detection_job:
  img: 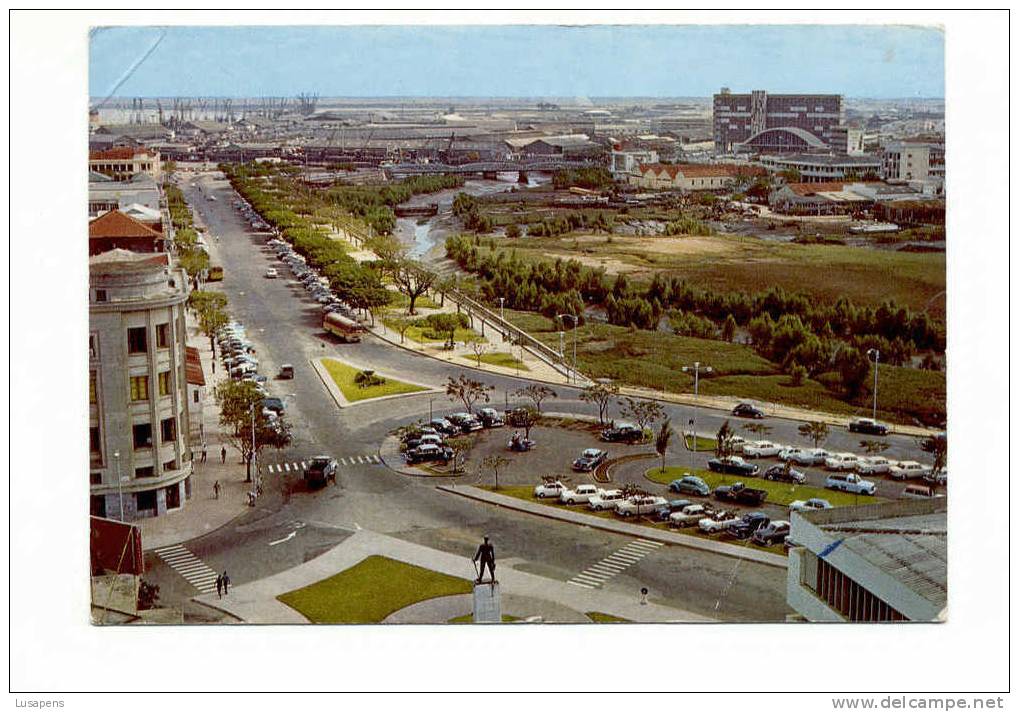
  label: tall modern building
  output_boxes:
[713,88,844,153]
[89,250,194,521]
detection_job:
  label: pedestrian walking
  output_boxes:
[201,443,208,463]
[213,480,221,499]
[221,445,227,464]
[222,572,230,595]
[216,574,223,599]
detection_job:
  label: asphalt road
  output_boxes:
[147,171,920,623]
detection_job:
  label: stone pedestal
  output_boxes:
[472,581,501,623]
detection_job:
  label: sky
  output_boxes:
[89,24,944,99]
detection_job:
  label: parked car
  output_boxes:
[277,364,294,380]
[824,452,860,471]
[668,475,710,496]
[230,363,257,379]
[534,480,568,498]
[428,418,458,436]
[600,422,644,443]
[923,469,948,487]
[572,448,608,472]
[478,407,504,428]
[405,443,454,465]
[669,503,712,527]
[559,484,605,505]
[856,456,894,476]
[778,447,817,465]
[762,464,806,484]
[751,520,791,546]
[888,460,932,481]
[698,510,742,533]
[264,268,278,279]
[615,495,668,518]
[713,481,768,506]
[447,412,483,433]
[849,418,889,436]
[902,484,944,499]
[708,456,759,476]
[790,498,833,513]
[825,472,877,495]
[741,440,782,458]
[304,456,338,487]
[261,397,285,414]
[504,407,534,427]
[732,402,765,419]
[725,512,771,539]
[653,499,693,521]
[404,433,444,451]
[588,489,626,511]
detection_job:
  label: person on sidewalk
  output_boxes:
[221,445,227,464]
[216,574,223,599]
[213,480,221,499]
[473,536,496,584]
[222,571,230,595]
[201,443,208,463]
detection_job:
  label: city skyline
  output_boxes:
[89,24,945,100]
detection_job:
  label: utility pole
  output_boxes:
[114,451,124,521]
[557,314,578,384]
[867,348,880,421]
[681,361,712,454]
[248,403,256,483]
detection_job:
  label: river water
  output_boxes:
[395,172,549,260]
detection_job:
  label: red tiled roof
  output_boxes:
[786,181,847,196]
[639,163,760,179]
[89,210,163,239]
[89,147,154,160]
[185,347,206,387]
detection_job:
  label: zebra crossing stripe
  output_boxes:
[300,461,307,469]
[568,580,596,589]
[155,545,219,593]
[339,458,347,466]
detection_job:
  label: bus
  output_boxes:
[323,312,363,343]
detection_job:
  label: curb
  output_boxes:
[377,435,465,479]
[437,485,788,569]
[187,597,247,623]
[310,356,443,410]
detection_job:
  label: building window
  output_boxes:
[90,495,106,518]
[90,371,98,404]
[193,389,200,404]
[90,426,102,456]
[164,458,178,472]
[166,483,181,509]
[132,422,152,449]
[95,289,108,303]
[130,375,149,401]
[135,466,155,479]
[158,371,171,397]
[156,323,170,348]
[128,327,148,353]
[89,334,100,360]
[136,490,157,511]
[161,416,177,443]
[90,471,102,485]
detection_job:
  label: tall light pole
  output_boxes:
[114,451,124,521]
[867,348,880,421]
[248,403,256,483]
[681,361,712,454]
[499,297,505,322]
[557,314,578,384]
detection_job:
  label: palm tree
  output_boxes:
[655,419,673,474]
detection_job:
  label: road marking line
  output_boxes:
[629,542,663,552]
[339,458,347,466]
[284,463,291,472]
[577,571,612,581]
[606,553,642,564]
[636,539,664,547]
[588,564,624,575]
[568,580,596,589]
[356,456,365,464]
[591,561,628,572]
[300,461,307,469]
[372,454,381,463]
[572,575,605,586]
[268,531,297,547]
[619,544,654,555]
[153,545,186,555]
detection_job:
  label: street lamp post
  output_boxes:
[557,314,578,384]
[867,349,880,421]
[248,403,256,483]
[681,361,712,454]
[499,297,505,322]
[114,451,124,521]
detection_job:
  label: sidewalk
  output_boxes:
[136,316,251,551]
[194,528,714,623]
[437,485,788,569]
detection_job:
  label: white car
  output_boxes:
[888,460,932,480]
[698,511,742,533]
[615,495,668,517]
[742,440,782,458]
[790,498,833,513]
[588,489,626,511]
[559,484,605,505]
[856,456,894,475]
[825,472,877,496]
[265,268,278,279]
[824,452,860,471]
[533,481,567,498]
[669,504,711,527]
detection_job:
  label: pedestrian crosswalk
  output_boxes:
[567,539,665,589]
[263,453,381,474]
[153,543,220,594]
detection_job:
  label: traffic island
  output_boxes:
[312,357,439,409]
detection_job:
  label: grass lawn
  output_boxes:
[645,466,884,508]
[386,291,441,312]
[447,613,521,624]
[382,319,486,346]
[321,357,428,402]
[476,351,530,371]
[586,612,631,623]
[684,434,716,451]
[277,555,473,623]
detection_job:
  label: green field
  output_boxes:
[277,555,473,623]
[586,612,631,623]
[321,358,428,402]
[476,351,529,371]
[684,434,717,451]
[386,291,441,312]
[645,466,884,508]
[381,318,486,346]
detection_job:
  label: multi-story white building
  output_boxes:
[882,141,945,186]
[89,147,162,182]
[786,499,947,622]
[89,250,194,520]
[610,147,658,178]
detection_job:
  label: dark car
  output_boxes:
[478,407,505,428]
[600,422,644,443]
[707,456,760,476]
[751,520,791,547]
[762,464,806,484]
[654,499,693,521]
[405,444,454,465]
[261,397,285,414]
[732,403,765,419]
[504,407,535,427]
[447,413,484,433]
[725,512,771,539]
[848,418,889,436]
[304,456,337,487]
[713,481,768,506]
[571,448,608,472]
[428,418,459,436]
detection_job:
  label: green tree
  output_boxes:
[429,313,461,349]
[618,397,665,435]
[798,420,830,448]
[721,313,738,343]
[514,384,558,413]
[447,437,473,474]
[215,380,293,482]
[715,420,737,459]
[918,434,947,488]
[392,260,437,315]
[446,373,493,414]
[189,290,229,350]
[505,223,521,238]
[579,382,619,425]
[654,419,673,474]
[514,405,540,440]
[481,455,510,490]
[837,347,872,399]
[860,439,890,455]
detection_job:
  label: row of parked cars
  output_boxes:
[266,238,364,321]
[400,409,506,465]
[233,197,271,232]
[215,321,291,423]
[533,480,790,547]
